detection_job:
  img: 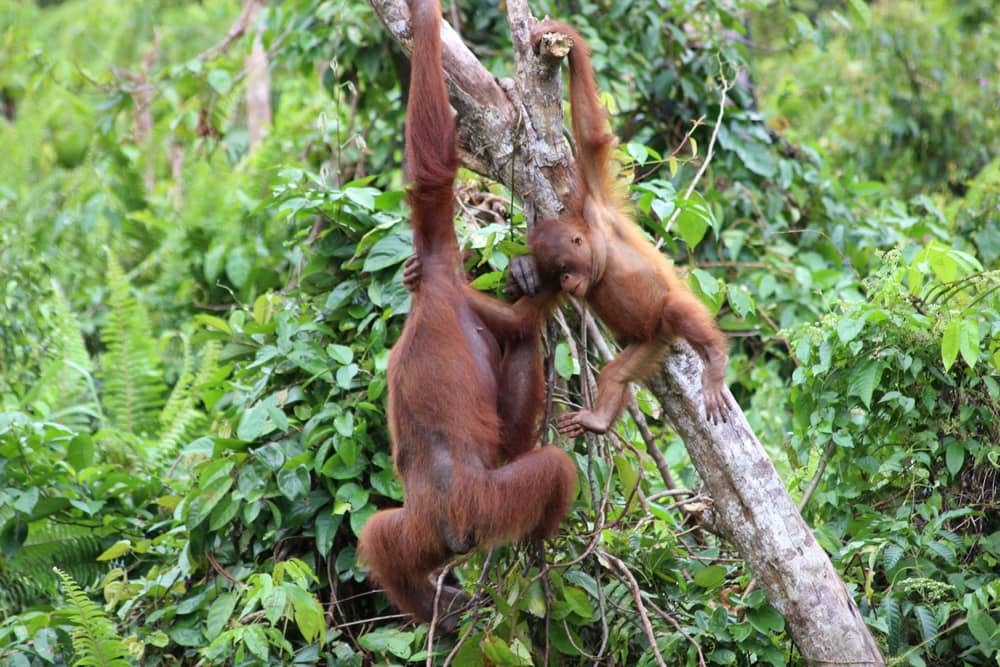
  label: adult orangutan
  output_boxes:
[356,0,576,630]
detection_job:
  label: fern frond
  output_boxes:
[100,253,165,437]
[157,339,221,456]
[159,332,195,428]
[54,567,132,667]
[912,604,939,652]
[0,521,105,608]
[23,281,98,424]
[881,595,901,654]
[50,281,93,381]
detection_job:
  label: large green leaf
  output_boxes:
[363,230,413,272]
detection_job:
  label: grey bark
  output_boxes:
[649,345,884,665]
[245,0,271,149]
[367,0,571,220]
[366,2,885,664]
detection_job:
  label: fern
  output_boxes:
[158,332,195,428]
[24,280,98,425]
[54,568,133,667]
[0,521,105,608]
[49,284,91,377]
[100,253,165,437]
[157,338,221,455]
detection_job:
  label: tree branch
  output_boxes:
[197,0,260,63]
[648,346,885,664]
[245,1,271,149]
[366,0,571,219]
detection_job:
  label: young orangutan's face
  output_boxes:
[529,218,593,297]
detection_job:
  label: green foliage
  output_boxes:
[192,559,325,663]
[101,255,167,437]
[788,248,999,663]
[1,0,999,665]
[54,568,132,667]
[157,336,220,455]
[756,0,999,197]
[1,523,105,610]
[26,282,94,420]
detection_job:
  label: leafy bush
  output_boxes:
[789,245,999,664]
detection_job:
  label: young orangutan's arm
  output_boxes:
[558,339,668,436]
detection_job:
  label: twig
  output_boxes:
[205,552,240,585]
[598,550,667,667]
[325,555,339,626]
[426,566,453,667]
[332,613,408,629]
[541,572,552,666]
[541,319,559,444]
[442,616,478,667]
[442,549,495,667]
[661,63,736,240]
[197,0,259,63]
[560,618,606,660]
[696,260,769,271]
[645,488,696,502]
[648,601,707,667]
[592,547,611,662]
[635,115,705,182]
[606,429,650,518]
[553,309,583,381]
[798,439,835,511]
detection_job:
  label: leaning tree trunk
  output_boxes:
[366,1,885,664]
[649,345,885,664]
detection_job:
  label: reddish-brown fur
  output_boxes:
[356,0,576,630]
[528,19,733,435]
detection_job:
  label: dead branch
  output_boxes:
[598,550,667,667]
[197,0,261,63]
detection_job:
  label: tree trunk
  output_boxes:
[649,344,885,665]
[245,0,271,149]
[367,2,885,663]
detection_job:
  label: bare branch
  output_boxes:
[426,566,451,667]
[648,601,707,667]
[599,550,667,667]
[662,64,735,239]
[245,2,271,149]
[799,439,835,511]
[198,0,260,63]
